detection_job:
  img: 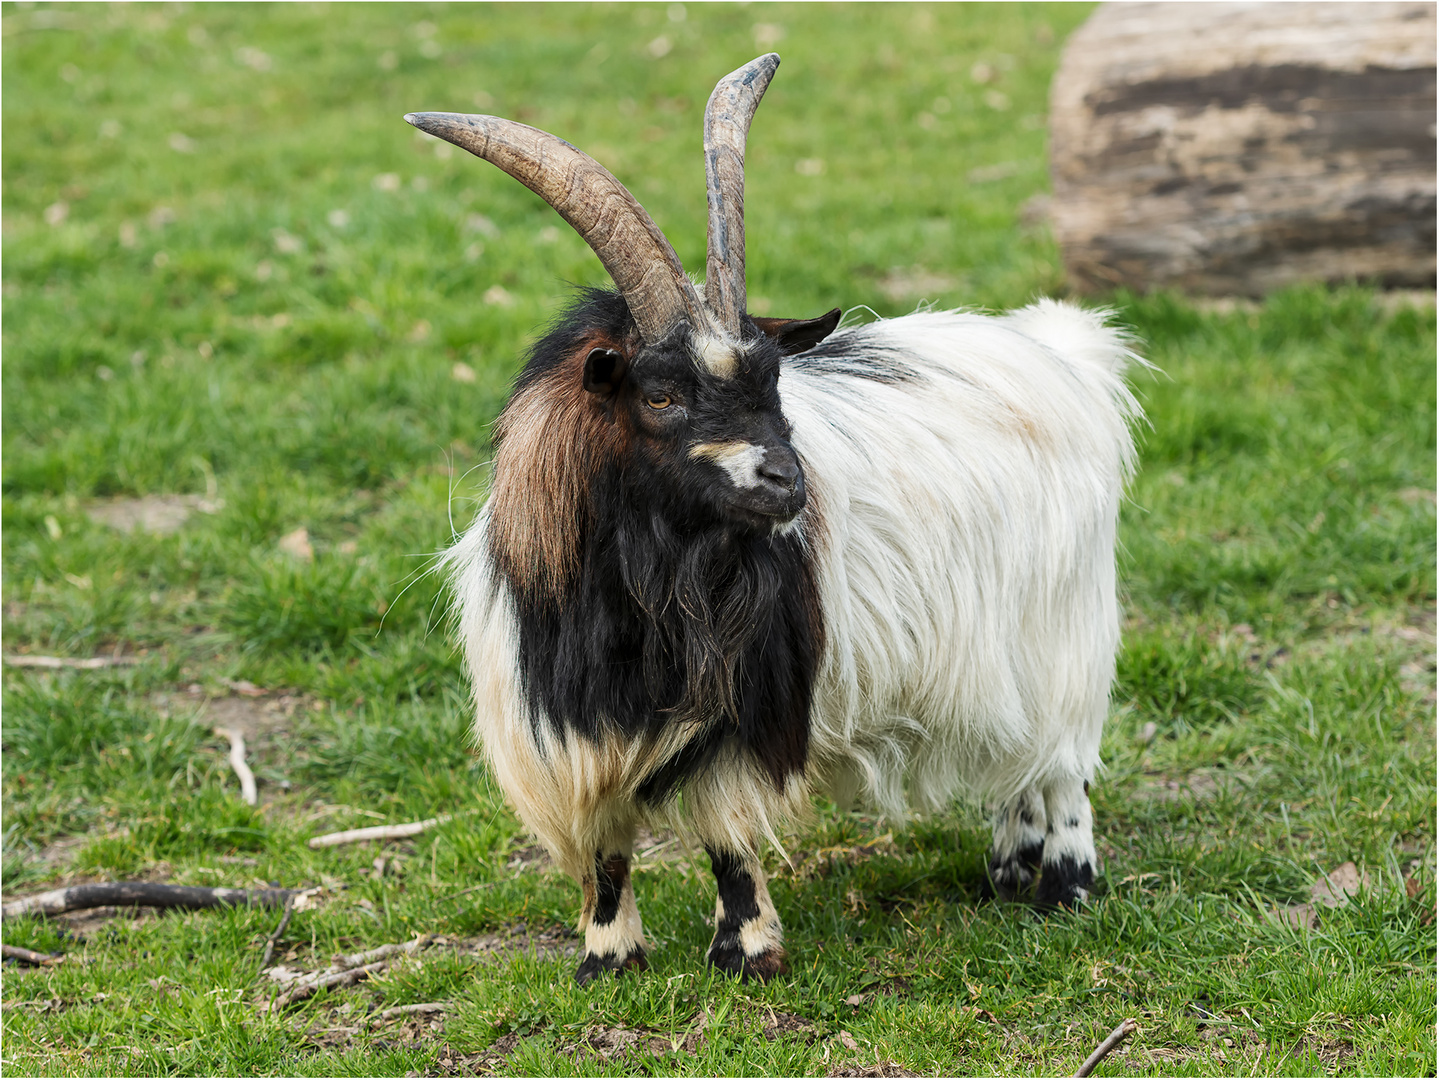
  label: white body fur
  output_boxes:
[791,300,1141,819]
[446,298,1141,925]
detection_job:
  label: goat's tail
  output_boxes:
[1002,297,1147,381]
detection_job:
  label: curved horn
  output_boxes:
[404,112,709,344]
[703,53,780,337]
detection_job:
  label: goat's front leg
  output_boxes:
[986,786,1047,900]
[1035,776,1096,910]
[705,847,785,981]
[575,840,648,985]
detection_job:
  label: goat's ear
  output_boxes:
[752,308,842,355]
[583,347,629,396]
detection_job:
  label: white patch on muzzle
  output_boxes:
[690,440,766,490]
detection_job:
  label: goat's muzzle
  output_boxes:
[733,442,806,525]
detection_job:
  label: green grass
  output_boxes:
[3,3,1434,1076]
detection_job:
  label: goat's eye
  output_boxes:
[645,393,672,410]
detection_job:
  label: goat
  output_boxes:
[409,53,1144,984]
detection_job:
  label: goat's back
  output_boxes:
[781,303,1143,817]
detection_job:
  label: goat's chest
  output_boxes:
[501,523,825,796]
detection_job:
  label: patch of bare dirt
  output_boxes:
[52,904,166,937]
[633,827,688,869]
[554,1009,709,1065]
[443,923,580,963]
[86,494,222,536]
[283,1020,525,1078]
[565,1023,687,1061]
[775,834,898,882]
[154,685,309,742]
[29,835,88,876]
[503,842,551,873]
[465,1032,525,1075]
[1288,1033,1355,1072]
[761,1011,819,1042]
[870,975,915,998]
[826,1062,923,1078]
[153,685,313,803]
[503,827,687,876]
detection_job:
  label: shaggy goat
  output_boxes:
[410,54,1144,984]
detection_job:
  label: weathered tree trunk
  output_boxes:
[1049,2,1436,296]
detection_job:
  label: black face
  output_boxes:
[585,325,808,530]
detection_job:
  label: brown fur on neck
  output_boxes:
[487,337,633,602]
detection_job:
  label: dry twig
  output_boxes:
[267,960,390,1010]
[367,1001,449,1024]
[308,816,451,849]
[2,944,62,966]
[1073,1018,1138,1077]
[259,894,296,971]
[3,883,296,921]
[4,654,139,670]
[214,726,258,806]
[262,934,435,1010]
[333,935,433,969]
[442,882,499,901]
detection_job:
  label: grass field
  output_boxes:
[2,3,1435,1076]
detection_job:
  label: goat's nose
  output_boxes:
[759,452,800,491]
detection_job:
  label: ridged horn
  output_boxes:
[703,53,780,337]
[404,112,710,344]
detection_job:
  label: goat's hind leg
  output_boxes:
[1035,777,1096,910]
[705,847,785,981]
[986,786,1046,900]
[575,838,649,985]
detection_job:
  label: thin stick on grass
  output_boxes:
[332,934,434,969]
[4,654,140,670]
[441,881,499,901]
[258,894,295,971]
[2,883,296,920]
[2,944,62,966]
[264,935,434,992]
[308,816,451,849]
[214,726,258,806]
[366,1001,449,1024]
[1073,1018,1138,1078]
[265,959,390,1011]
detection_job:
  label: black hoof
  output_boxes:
[985,841,1043,902]
[574,947,648,986]
[986,860,1036,902]
[707,937,785,982]
[1034,856,1094,911]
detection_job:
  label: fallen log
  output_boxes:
[1050,1,1436,295]
[2,944,62,966]
[2,883,296,921]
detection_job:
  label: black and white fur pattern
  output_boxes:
[445,292,1142,982]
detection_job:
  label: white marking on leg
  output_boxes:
[738,894,783,957]
[1039,777,1096,904]
[585,875,647,959]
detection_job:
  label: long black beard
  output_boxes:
[497,466,823,803]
